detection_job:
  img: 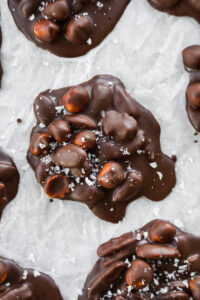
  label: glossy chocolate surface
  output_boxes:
[182,45,200,131]
[0,256,63,299]
[27,75,176,223]
[0,148,19,217]
[79,219,200,300]
[148,0,200,24]
[8,0,130,57]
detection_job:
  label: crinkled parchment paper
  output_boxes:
[0,0,200,299]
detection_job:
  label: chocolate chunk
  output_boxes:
[182,45,200,131]
[79,219,200,300]
[148,0,200,24]
[0,256,63,299]
[0,148,19,218]
[27,75,176,223]
[8,0,130,57]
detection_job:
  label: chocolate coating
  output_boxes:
[0,148,19,217]
[0,256,63,299]
[148,0,200,24]
[182,45,200,131]
[27,75,176,223]
[79,219,200,300]
[8,0,130,57]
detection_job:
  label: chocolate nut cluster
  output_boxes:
[27,75,176,223]
[148,0,200,24]
[182,45,200,131]
[0,256,63,299]
[0,148,19,218]
[8,0,130,57]
[79,219,200,300]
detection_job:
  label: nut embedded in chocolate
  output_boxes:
[187,83,200,108]
[0,256,63,300]
[65,16,93,44]
[148,219,176,243]
[182,46,200,70]
[8,0,130,57]
[98,162,124,189]
[62,86,89,113]
[0,148,20,218]
[34,19,60,43]
[48,119,70,143]
[79,219,200,300]
[44,174,71,198]
[43,0,69,21]
[27,75,176,223]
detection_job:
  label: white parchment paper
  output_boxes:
[0,0,200,298]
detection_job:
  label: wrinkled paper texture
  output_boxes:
[0,0,200,299]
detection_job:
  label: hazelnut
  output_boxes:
[187,82,200,108]
[29,132,50,156]
[0,261,8,284]
[65,16,93,44]
[43,0,69,21]
[44,174,71,198]
[182,45,200,70]
[48,119,70,143]
[34,19,60,43]
[74,130,96,150]
[62,86,89,113]
[98,162,124,189]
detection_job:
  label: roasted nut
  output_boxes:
[190,277,200,300]
[186,82,200,108]
[65,16,93,44]
[182,45,200,70]
[29,132,50,156]
[0,261,8,284]
[126,259,153,290]
[2,284,33,299]
[88,261,126,300]
[150,0,180,9]
[148,220,176,244]
[136,243,180,260]
[90,83,112,115]
[35,162,53,184]
[48,119,70,143]
[44,174,71,198]
[70,160,91,178]
[62,86,89,113]
[34,19,60,43]
[187,254,200,272]
[103,111,138,141]
[19,0,41,17]
[52,144,87,168]
[113,171,143,202]
[66,114,97,129]
[70,184,104,204]
[98,162,124,189]
[34,95,56,126]
[43,0,69,21]
[74,130,96,150]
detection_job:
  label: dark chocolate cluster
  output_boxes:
[79,219,200,300]
[182,45,200,131]
[0,256,63,299]
[148,0,200,24]
[8,0,130,57]
[0,148,19,217]
[27,75,176,223]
